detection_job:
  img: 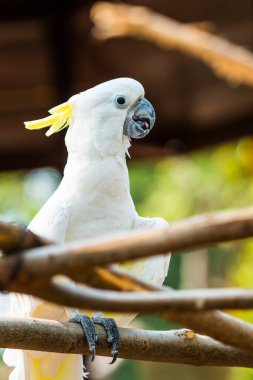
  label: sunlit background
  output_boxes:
[2,0,253,379]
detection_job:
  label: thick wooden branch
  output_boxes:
[1,207,253,291]
[0,222,46,252]
[161,310,253,354]
[91,2,253,87]
[1,317,253,367]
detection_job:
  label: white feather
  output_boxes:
[5,78,170,380]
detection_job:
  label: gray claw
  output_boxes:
[91,347,96,362]
[110,350,118,365]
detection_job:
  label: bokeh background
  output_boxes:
[2,1,253,379]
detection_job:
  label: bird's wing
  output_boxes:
[122,216,170,287]
[112,217,170,328]
[28,194,69,243]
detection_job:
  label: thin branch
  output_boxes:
[29,282,253,313]
[1,317,253,367]
[79,266,156,291]
[91,2,253,87]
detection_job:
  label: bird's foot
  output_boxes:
[70,313,119,364]
[70,313,99,362]
[92,316,119,364]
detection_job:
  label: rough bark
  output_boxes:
[1,317,253,367]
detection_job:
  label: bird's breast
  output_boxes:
[61,157,136,241]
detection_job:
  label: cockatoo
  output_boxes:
[4,78,170,380]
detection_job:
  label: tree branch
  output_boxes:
[2,208,253,359]
[29,280,253,355]
[0,222,46,252]
[2,207,253,292]
[30,281,253,313]
[161,310,253,354]
[91,2,253,87]
[2,317,253,367]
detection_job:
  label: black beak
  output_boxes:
[123,97,156,139]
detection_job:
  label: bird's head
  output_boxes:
[25,78,155,156]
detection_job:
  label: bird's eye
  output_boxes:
[114,95,128,108]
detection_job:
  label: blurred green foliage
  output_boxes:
[0,168,61,223]
[129,141,253,220]
[1,138,253,379]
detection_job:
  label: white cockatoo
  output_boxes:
[4,78,170,380]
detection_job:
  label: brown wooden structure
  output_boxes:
[1,0,253,171]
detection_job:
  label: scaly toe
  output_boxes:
[92,316,120,364]
[70,313,98,361]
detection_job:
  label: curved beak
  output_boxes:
[123,97,156,139]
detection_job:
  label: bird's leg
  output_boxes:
[70,313,99,362]
[91,315,119,364]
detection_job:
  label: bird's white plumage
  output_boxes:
[4,78,170,380]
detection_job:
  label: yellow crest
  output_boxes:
[24,102,73,137]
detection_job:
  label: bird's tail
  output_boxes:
[3,293,84,380]
[4,348,83,380]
